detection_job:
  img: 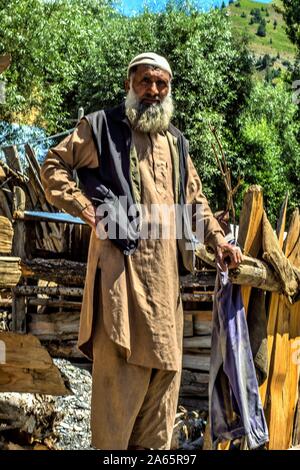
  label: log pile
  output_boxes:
[179,271,215,410]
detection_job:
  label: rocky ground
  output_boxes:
[0,359,207,450]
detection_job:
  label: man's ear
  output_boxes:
[125,79,130,93]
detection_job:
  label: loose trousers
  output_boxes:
[91,315,181,450]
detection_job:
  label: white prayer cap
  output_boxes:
[127,52,173,78]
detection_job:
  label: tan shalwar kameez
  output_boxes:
[41,117,225,450]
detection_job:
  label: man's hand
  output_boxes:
[81,204,97,230]
[216,243,243,271]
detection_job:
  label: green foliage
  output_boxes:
[237,81,300,222]
[283,0,300,48]
[250,8,263,23]
[0,0,114,132]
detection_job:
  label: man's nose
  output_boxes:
[148,81,159,95]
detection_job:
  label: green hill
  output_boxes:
[227,0,297,62]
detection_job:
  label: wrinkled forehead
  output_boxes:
[131,64,171,82]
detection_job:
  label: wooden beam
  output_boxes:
[12,186,26,258]
[21,258,86,285]
[14,285,83,297]
[12,293,26,333]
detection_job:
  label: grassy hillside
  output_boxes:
[227,0,297,61]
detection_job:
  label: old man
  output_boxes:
[41,52,241,450]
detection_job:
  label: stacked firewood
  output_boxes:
[179,271,215,410]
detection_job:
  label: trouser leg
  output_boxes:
[128,368,182,450]
[91,321,152,449]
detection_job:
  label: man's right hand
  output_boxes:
[81,204,97,230]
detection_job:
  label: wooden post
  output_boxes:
[12,290,26,333]
[238,185,264,315]
[12,186,26,259]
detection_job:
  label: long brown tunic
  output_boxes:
[41,118,225,371]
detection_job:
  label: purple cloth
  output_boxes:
[209,269,269,449]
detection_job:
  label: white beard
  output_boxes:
[125,87,174,134]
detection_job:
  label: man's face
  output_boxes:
[126,65,171,106]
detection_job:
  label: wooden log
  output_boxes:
[0,216,13,254]
[21,258,86,285]
[28,311,80,340]
[0,298,12,307]
[183,335,211,349]
[14,285,83,297]
[192,311,212,336]
[0,331,69,395]
[182,353,210,372]
[0,256,22,287]
[180,272,216,288]
[196,243,282,293]
[27,298,82,309]
[181,292,214,302]
[183,313,193,337]
[180,369,209,397]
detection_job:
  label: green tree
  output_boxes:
[257,22,267,37]
[283,0,300,48]
[0,0,114,132]
[238,81,300,221]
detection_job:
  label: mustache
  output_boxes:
[125,87,174,133]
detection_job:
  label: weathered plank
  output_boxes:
[262,207,300,449]
[0,331,69,395]
[237,185,264,314]
[28,311,80,340]
[0,216,13,254]
[0,256,22,287]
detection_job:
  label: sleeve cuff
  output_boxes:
[206,232,227,251]
[68,193,93,217]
